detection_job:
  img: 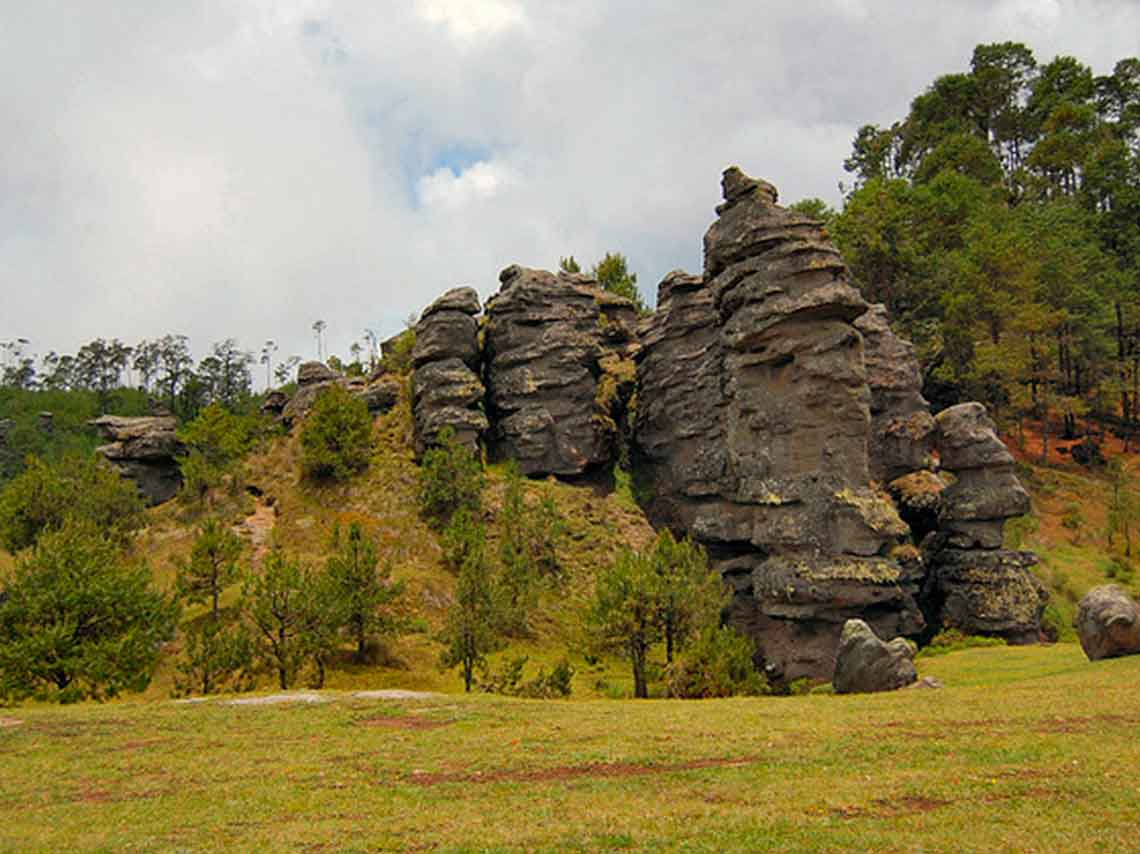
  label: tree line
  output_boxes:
[795,42,1140,452]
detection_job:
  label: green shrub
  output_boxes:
[664,626,767,698]
[299,385,373,481]
[173,619,255,697]
[917,628,1006,658]
[0,522,178,703]
[0,454,145,552]
[1039,603,1076,643]
[479,656,575,698]
[418,427,484,528]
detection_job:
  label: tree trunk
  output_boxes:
[631,638,648,699]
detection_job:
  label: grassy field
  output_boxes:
[2,643,1138,852]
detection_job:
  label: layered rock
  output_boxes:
[832,619,918,694]
[280,361,401,427]
[1075,585,1140,661]
[411,287,487,456]
[483,266,636,476]
[636,168,923,682]
[855,304,937,483]
[923,403,1045,641]
[91,415,183,505]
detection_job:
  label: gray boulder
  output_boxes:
[1076,585,1140,661]
[90,415,183,505]
[833,619,918,694]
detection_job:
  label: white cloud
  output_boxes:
[415,0,524,40]
[1,0,1138,369]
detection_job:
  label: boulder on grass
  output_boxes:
[1076,585,1140,661]
[833,619,917,694]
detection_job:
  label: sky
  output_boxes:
[3,0,1139,373]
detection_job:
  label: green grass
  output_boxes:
[1,643,1138,851]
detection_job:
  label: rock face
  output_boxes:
[832,619,918,694]
[90,415,183,505]
[855,305,937,483]
[1076,585,1140,661]
[635,168,924,682]
[411,287,488,456]
[483,266,637,476]
[923,403,1045,642]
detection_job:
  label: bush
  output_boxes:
[326,523,406,662]
[664,626,767,699]
[299,385,373,481]
[0,522,178,703]
[418,427,484,528]
[177,404,268,504]
[0,454,145,552]
[917,628,1006,658]
[478,655,574,698]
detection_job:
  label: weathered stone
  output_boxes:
[483,265,635,476]
[935,403,1015,471]
[297,361,339,387]
[635,168,922,682]
[357,375,402,413]
[855,305,937,482]
[923,547,1046,642]
[1076,585,1140,661]
[833,619,917,694]
[411,289,487,457]
[888,470,946,540]
[261,390,289,415]
[90,415,183,505]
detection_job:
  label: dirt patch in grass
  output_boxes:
[356,715,451,731]
[833,794,952,820]
[0,718,23,729]
[405,755,761,786]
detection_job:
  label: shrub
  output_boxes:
[418,427,484,527]
[438,523,501,692]
[177,403,268,504]
[917,628,1006,658]
[664,625,766,698]
[326,523,405,662]
[0,522,178,703]
[299,385,373,481]
[175,518,244,620]
[479,655,574,698]
[0,454,145,552]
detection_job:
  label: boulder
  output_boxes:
[1076,585,1140,661]
[90,415,183,505]
[261,390,289,416]
[280,362,400,427]
[483,265,636,476]
[411,287,487,456]
[297,361,339,387]
[833,619,918,694]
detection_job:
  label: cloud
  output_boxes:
[2,0,1139,373]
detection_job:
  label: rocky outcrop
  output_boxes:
[411,287,487,456]
[923,403,1045,641]
[832,619,918,694]
[90,415,183,505]
[280,361,401,427]
[483,266,637,476]
[1076,585,1140,661]
[635,168,923,682]
[855,305,936,483]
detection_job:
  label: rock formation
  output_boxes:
[280,360,401,427]
[923,403,1045,642]
[636,168,923,682]
[90,415,183,505]
[483,265,637,477]
[854,305,937,483]
[1075,585,1140,661]
[411,287,487,456]
[832,619,918,693]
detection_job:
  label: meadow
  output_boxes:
[2,643,1137,852]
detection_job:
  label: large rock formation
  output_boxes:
[832,619,918,694]
[1075,585,1140,661]
[922,403,1045,642]
[855,305,937,483]
[280,361,401,428]
[411,287,488,456]
[483,265,637,477]
[90,415,183,505]
[636,168,923,682]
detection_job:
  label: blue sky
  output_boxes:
[2,0,1139,368]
